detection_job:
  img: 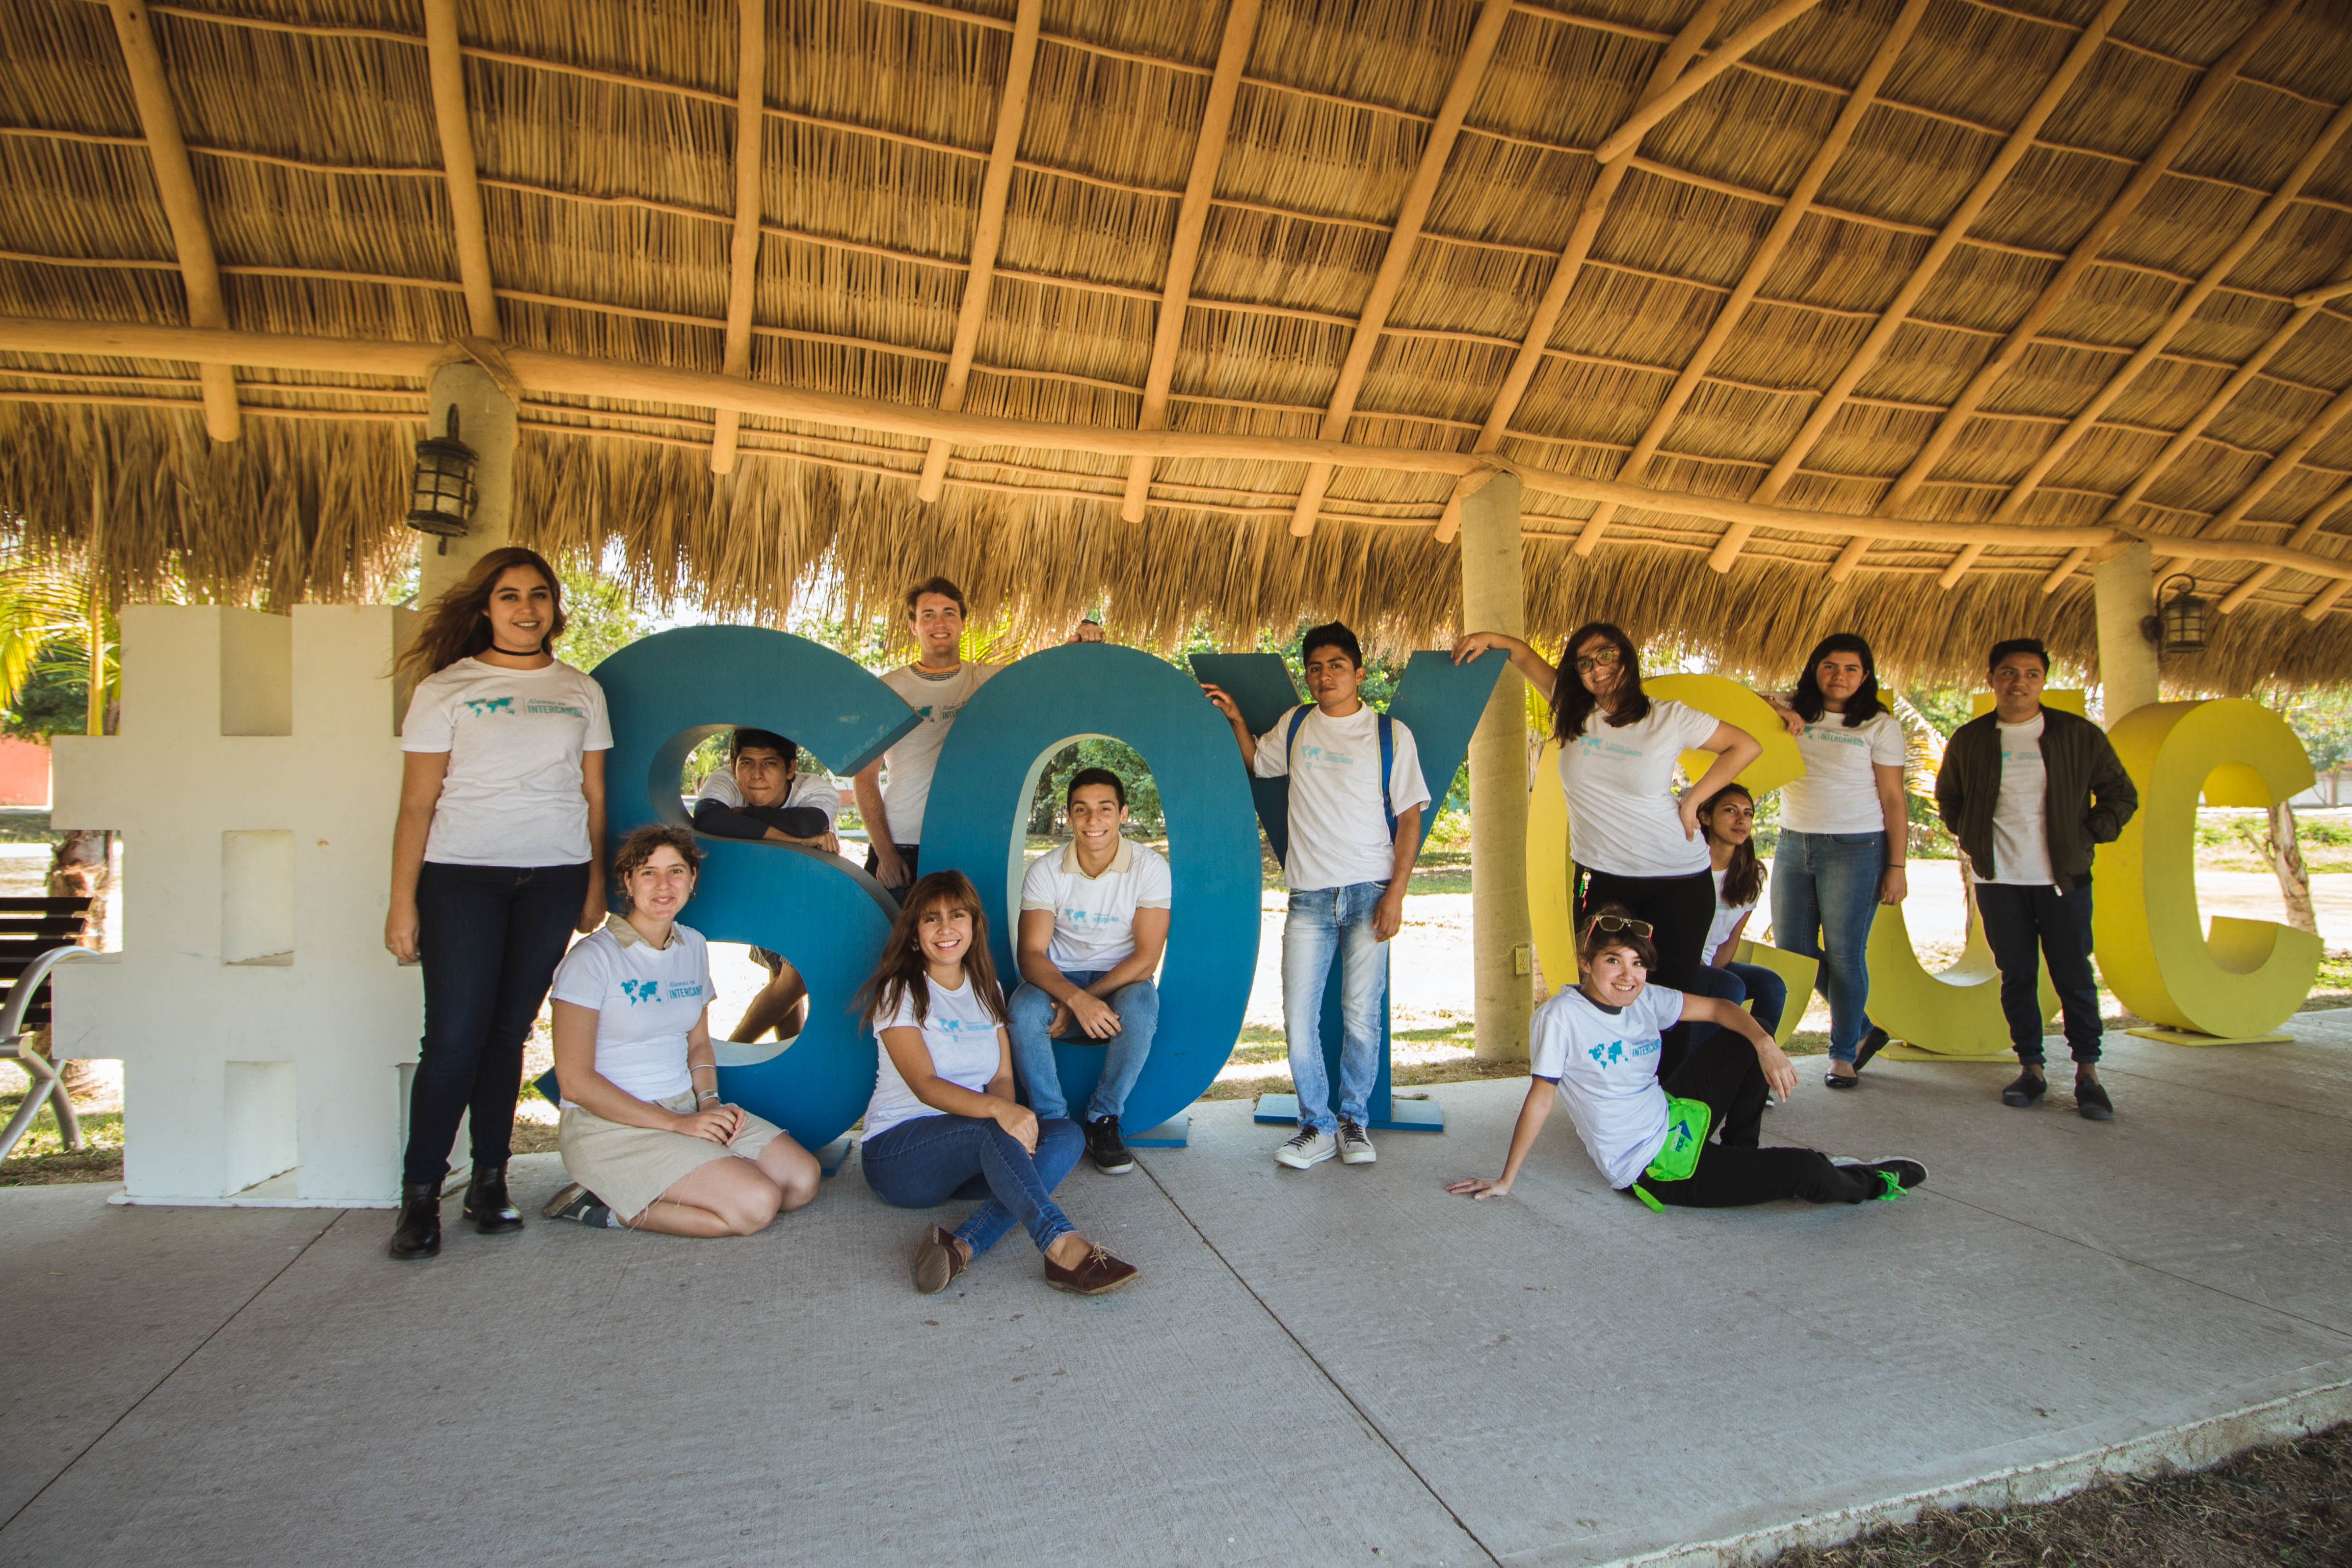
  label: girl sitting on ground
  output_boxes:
[857,870,1139,1297]
[1447,906,1926,1210]
[1689,784,1788,1045]
[542,825,821,1235]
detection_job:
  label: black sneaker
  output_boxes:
[543,1181,618,1228]
[1085,1115,1135,1174]
[1837,1156,1928,1198]
[2075,1074,2114,1121]
[2001,1069,2048,1108]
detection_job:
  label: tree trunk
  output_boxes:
[38,829,111,1105]
[2261,802,2319,937]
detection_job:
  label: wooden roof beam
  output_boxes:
[1119,0,1263,524]
[1987,88,2352,552]
[1590,0,1830,164]
[710,0,766,476]
[2222,477,2352,611]
[1903,0,2299,591]
[1434,0,1730,547]
[915,0,1043,503]
[2153,376,2352,586]
[105,0,238,441]
[1709,0,2129,578]
[1287,0,1516,539]
[422,0,497,340]
[1560,0,1928,555]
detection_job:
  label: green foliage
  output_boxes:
[554,551,653,672]
[3,649,89,741]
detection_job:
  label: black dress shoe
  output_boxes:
[463,1162,525,1234]
[1852,1026,1890,1073]
[389,1181,442,1260]
[2001,1069,2048,1109]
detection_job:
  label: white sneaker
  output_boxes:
[1275,1127,1336,1169]
[1337,1119,1376,1165]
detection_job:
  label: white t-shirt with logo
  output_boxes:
[1020,839,1173,972]
[1250,704,1431,891]
[1987,714,2054,885]
[694,767,842,826]
[877,662,1001,846]
[862,974,1004,1143]
[1529,982,1685,1189]
[1705,864,1757,965]
[1780,708,1907,835]
[401,658,613,867]
[549,918,712,1106]
[1556,699,1720,878]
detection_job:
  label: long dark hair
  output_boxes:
[856,870,1010,1030]
[1550,621,1652,742]
[1697,783,1764,908]
[1791,633,1882,727]
[397,545,568,680]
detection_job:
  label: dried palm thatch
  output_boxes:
[8,0,2352,690]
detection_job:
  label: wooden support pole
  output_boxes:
[711,0,767,476]
[1712,0,2129,572]
[917,0,1043,502]
[1120,0,1262,524]
[1590,0,1827,164]
[1459,472,1530,1063]
[106,0,239,441]
[1289,0,1514,538]
[422,0,497,340]
[2093,542,2159,719]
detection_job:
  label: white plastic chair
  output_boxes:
[0,945,97,1163]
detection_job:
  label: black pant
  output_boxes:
[865,842,920,899]
[1975,879,2101,1065]
[403,860,590,1186]
[1632,1031,1875,1208]
[1576,864,1716,1074]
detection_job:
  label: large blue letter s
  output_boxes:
[918,644,1262,1134]
[593,627,918,1150]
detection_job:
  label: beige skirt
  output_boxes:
[558,1089,789,1223]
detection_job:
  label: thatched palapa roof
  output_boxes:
[9,0,2352,686]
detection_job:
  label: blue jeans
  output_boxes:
[1771,830,1884,1062]
[405,860,590,1186]
[1006,973,1159,1122]
[1282,882,1389,1133]
[1681,961,1789,1049]
[861,1114,1084,1256]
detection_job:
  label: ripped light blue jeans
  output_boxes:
[1282,881,1390,1133]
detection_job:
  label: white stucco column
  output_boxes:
[2093,541,2160,721]
[418,361,517,605]
[1461,472,1533,1063]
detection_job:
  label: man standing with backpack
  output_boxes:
[1205,623,1430,1169]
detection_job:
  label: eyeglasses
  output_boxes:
[1573,647,1622,673]
[1585,914,1653,938]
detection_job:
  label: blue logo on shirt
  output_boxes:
[1587,1036,1661,1065]
[620,978,658,1005]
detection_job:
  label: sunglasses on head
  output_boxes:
[1586,914,1653,938]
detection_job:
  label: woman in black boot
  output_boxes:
[384,547,611,1259]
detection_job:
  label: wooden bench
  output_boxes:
[0,896,98,1162]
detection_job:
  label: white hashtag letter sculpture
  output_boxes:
[50,605,423,1205]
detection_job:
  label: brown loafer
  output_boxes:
[912,1224,969,1295]
[1045,1243,1140,1296]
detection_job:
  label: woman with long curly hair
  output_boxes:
[856,871,1139,1297]
[385,546,610,1260]
[1453,620,1761,1072]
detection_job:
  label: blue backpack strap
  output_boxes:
[1377,712,1397,841]
[1284,704,1311,768]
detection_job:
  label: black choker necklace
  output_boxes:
[490,640,541,656]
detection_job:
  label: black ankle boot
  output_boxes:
[463,1162,525,1235]
[389,1181,442,1260]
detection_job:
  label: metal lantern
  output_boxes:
[405,407,478,544]
[2143,573,2208,655]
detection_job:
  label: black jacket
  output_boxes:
[1933,705,2138,887]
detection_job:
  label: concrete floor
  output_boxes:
[5,1019,2351,1568]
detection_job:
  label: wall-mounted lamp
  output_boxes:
[405,407,478,553]
[2141,573,2207,655]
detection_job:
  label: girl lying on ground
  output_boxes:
[857,870,1139,1297]
[542,825,822,1235]
[1447,907,1927,1210]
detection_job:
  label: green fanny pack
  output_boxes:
[1629,1094,1712,1213]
